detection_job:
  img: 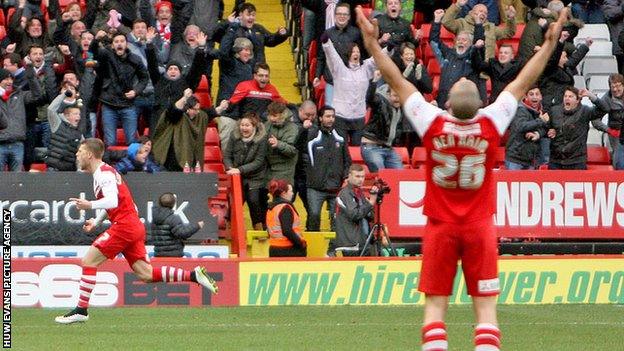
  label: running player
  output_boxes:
[356,6,568,351]
[55,138,218,324]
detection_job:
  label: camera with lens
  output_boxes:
[370,177,391,203]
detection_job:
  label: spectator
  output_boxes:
[504,86,549,169]
[328,164,376,256]
[151,192,204,257]
[458,0,501,24]
[322,37,376,145]
[442,0,516,61]
[376,0,419,49]
[152,89,228,171]
[220,3,289,65]
[361,79,405,172]
[0,66,42,171]
[8,1,54,57]
[169,25,203,76]
[3,54,27,90]
[303,106,351,231]
[146,29,205,127]
[223,112,269,230]
[390,42,433,94]
[266,179,307,257]
[313,3,363,107]
[61,70,96,138]
[540,34,590,111]
[45,89,85,171]
[0,112,6,130]
[602,0,624,73]
[518,0,563,61]
[430,9,479,107]
[264,102,298,184]
[90,31,149,146]
[293,100,317,217]
[547,87,609,169]
[153,1,173,44]
[215,36,254,103]
[594,74,624,167]
[571,0,605,24]
[471,41,523,102]
[23,44,58,170]
[220,63,286,151]
[114,142,161,174]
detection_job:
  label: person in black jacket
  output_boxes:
[548,87,609,169]
[361,78,405,172]
[45,88,85,171]
[472,41,523,103]
[215,35,254,103]
[150,193,204,257]
[504,86,550,169]
[376,0,419,49]
[90,31,149,146]
[303,106,351,231]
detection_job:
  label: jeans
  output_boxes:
[539,137,550,165]
[293,175,309,214]
[548,162,587,170]
[324,83,334,107]
[89,112,97,138]
[504,160,536,170]
[361,143,403,172]
[302,8,316,52]
[24,121,50,167]
[101,105,138,146]
[334,116,365,146]
[306,187,336,231]
[0,141,24,171]
[572,3,604,24]
[615,142,624,170]
[135,94,155,137]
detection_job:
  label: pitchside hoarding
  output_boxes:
[13,245,230,259]
[379,169,624,238]
[238,258,624,306]
[0,173,219,244]
[8,258,624,307]
[10,259,238,307]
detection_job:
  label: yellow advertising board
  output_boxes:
[239,258,624,306]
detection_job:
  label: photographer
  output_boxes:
[328,164,379,257]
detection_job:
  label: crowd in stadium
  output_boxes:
[0,0,622,221]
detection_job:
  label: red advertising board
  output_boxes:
[379,169,624,239]
[9,258,239,307]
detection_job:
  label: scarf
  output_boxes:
[0,86,12,101]
[325,0,338,29]
[522,97,542,113]
[158,22,171,42]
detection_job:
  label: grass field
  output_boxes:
[11,304,624,350]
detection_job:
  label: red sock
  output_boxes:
[422,321,448,351]
[152,266,192,282]
[474,323,501,351]
[77,266,97,308]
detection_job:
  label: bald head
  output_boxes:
[448,79,482,120]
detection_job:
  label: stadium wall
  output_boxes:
[9,257,624,307]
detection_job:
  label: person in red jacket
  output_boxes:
[218,62,287,150]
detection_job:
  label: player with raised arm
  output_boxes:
[356,6,568,351]
[55,138,218,324]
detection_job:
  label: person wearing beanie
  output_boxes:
[0,65,43,171]
[45,86,86,171]
[154,1,173,44]
[146,27,207,123]
[114,142,162,174]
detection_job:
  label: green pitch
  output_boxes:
[12,304,624,350]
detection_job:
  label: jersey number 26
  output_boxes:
[431,151,486,189]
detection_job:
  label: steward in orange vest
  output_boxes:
[266,198,307,257]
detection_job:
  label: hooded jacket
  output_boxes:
[223,122,268,189]
[149,205,201,257]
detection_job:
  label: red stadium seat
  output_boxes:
[196,91,212,109]
[587,164,614,171]
[587,146,611,165]
[197,76,209,92]
[116,128,126,145]
[203,145,223,163]
[348,146,365,164]
[513,23,525,39]
[29,163,47,172]
[204,127,220,146]
[203,162,226,174]
[411,147,427,169]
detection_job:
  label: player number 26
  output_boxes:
[431,151,485,189]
